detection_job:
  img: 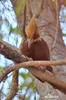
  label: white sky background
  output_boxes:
[59,5,66,44]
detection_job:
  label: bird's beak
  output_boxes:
[26,16,38,39]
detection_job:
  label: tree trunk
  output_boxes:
[11,0,66,99]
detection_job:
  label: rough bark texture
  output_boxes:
[27,0,66,100]
[0,40,32,63]
[0,40,66,98]
[6,0,66,99]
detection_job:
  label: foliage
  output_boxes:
[15,0,27,16]
[0,67,5,72]
[63,33,66,36]
[20,72,36,92]
[25,97,30,100]
[0,34,3,39]
[10,26,21,34]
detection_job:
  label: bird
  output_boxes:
[20,16,56,75]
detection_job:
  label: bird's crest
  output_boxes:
[26,16,38,38]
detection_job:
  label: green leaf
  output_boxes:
[15,0,27,16]
[30,81,36,92]
[20,73,29,79]
[20,72,32,79]
[0,67,4,72]
[0,34,3,39]
[25,97,30,100]
[63,34,66,36]
[10,26,21,34]
[4,19,9,23]
[20,83,28,90]
[0,17,2,22]
[20,72,36,91]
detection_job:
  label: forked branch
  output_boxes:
[0,60,66,94]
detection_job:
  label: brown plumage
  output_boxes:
[21,38,50,61]
[21,16,56,75]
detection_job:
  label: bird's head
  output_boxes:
[26,16,40,40]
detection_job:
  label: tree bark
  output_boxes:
[10,0,66,99]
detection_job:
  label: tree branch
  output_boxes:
[0,40,31,100]
[0,40,66,94]
[0,60,66,82]
[6,3,27,100]
[0,40,32,63]
[0,60,66,94]
[5,70,18,100]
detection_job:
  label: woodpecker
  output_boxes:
[21,16,56,75]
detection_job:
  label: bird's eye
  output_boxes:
[33,33,40,40]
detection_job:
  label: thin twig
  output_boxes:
[22,3,27,40]
[6,70,18,100]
